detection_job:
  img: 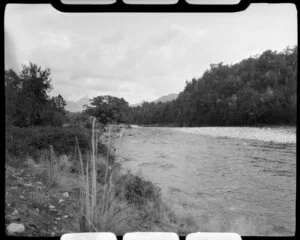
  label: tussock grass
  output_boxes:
[24,148,75,188]
[74,119,185,234]
[76,117,134,234]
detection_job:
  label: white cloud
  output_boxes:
[39,30,72,50]
[171,24,207,40]
[4,4,297,105]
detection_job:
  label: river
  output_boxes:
[115,126,296,236]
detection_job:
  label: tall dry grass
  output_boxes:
[22,147,73,188]
[76,117,134,233]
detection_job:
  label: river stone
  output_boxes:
[24,183,33,187]
[62,192,69,198]
[12,209,19,216]
[11,215,21,221]
[6,223,25,235]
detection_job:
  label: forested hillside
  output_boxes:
[130,46,297,126]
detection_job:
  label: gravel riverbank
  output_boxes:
[173,126,296,144]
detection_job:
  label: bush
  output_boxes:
[5,126,93,159]
[116,172,162,208]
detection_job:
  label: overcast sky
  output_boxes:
[5,3,297,105]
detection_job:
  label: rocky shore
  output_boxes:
[5,165,78,236]
[173,126,296,144]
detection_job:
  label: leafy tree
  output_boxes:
[5,69,22,126]
[84,95,130,125]
[5,62,67,127]
[51,94,67,113]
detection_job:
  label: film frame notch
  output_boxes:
[59,0,243,6]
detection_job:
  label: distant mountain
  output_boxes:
[65,96,90,112]
[130,103,142,107]
[154,93,178,103]
[66,94,178,111]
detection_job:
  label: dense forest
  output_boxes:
[129,46,297,126]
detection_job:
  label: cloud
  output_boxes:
[4,28,19,70]
[144,27,180,49]
[101,31,125,44]
[39,30,72,50]
[5,5,209,104]
[4,4,297,105]
[171,24,207,40]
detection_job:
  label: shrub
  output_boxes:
[116,172,162,208]
[5,126,94,160]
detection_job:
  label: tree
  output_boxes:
[5,69,22,126]
[5,62,67,127]
[84,95,130,125]
[51,94,67,113]
[17,63,53,126]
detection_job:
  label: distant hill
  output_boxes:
[66,94,178,111]
[130,103,142,107]
[154,93,178,103]
[65,96,90,112]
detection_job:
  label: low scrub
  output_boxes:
[5,126,105,161]
[115,172,161,208]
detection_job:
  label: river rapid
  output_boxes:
[115,126,296,236]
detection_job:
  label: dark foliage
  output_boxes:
[130,46,297,126]
[5,63,67,127]
[84,95,131,125]
[5,126,92,160]
[116,172,161,208]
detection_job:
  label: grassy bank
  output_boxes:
[5,120,195,236]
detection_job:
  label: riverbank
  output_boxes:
[135,123,296,128]
[5,124,194,236]
[131,124,296,144]
[173,126,296,144]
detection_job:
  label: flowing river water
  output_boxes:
[115,126,296,236]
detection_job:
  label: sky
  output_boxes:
[4,3,297,106]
